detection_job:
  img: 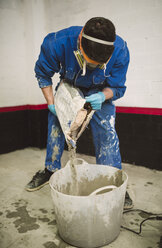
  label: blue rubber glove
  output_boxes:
[48,104,57,116]
[85,92,105,110]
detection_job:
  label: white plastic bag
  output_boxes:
[54,80,94,147]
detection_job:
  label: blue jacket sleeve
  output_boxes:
[35,33,60,88]
[106,42,130,101]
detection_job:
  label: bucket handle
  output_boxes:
[89,185,117,196]
[49,180,55,192]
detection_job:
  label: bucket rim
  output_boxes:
[49,165,128,198]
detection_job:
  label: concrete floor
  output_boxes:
[0,148,162,248]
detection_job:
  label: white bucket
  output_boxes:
[49,159,128,248]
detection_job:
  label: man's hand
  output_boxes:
[48,104,57,116]
[85,92,105,110]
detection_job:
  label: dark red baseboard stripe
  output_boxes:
[0,104,162,115]
[116,106,162,115]
[0,104,48,113]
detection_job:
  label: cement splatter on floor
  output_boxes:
[43,234,70,248]
[43,241,58,248]
[6,204,40,233]
[39,208,48,214]
[138,211,153,219]
[48,219,57,225]
[5,199,57,234]
[38,217,50,222]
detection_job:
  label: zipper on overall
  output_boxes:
[74,68,82,87]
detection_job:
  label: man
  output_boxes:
[26,17,132,208]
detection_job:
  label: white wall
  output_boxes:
[0,0,162,108]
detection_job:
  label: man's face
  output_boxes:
[83,54,110,70]
[80,49,107,70]
[79,43,110,70]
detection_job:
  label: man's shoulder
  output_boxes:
[47,26,82,40]
[114,35,127,49]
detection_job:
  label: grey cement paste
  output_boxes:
[57,163,123,197]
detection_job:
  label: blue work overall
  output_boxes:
[45,98,121,172]
[34,26,130,172]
